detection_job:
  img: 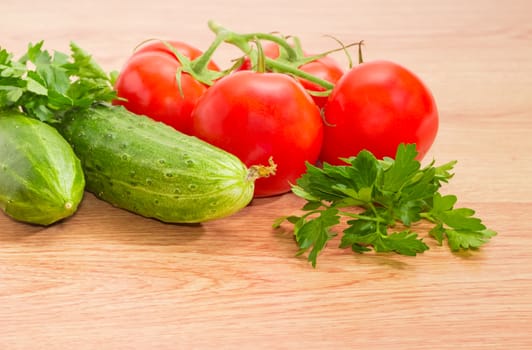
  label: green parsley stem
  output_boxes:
[419,212,436,223]
[338,211,388,223]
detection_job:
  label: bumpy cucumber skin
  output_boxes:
[56,105,255,223]
[0,111,85,225]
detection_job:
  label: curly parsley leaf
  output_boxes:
[274,144,497,267]
[0,41,116,122]
[293,207,340,267]
[425,193,497,250]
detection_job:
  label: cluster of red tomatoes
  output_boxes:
[114,37,438,197]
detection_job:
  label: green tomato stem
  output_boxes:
[191,30,228,73]
[240,32,299,60]
[254,39,267,73]
[208,20,256,64]
[264,57,335,90]
[207,20,335,90]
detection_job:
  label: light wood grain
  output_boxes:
[1,0,532,349]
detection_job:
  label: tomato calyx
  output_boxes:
[157,40,224,94]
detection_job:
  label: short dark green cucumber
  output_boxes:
[0,111,85,225]
[55,104,273,223]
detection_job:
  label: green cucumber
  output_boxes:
[0,111,85,225]
[56,104,274,223]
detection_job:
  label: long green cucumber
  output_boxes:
[0,111,85,225]
[55,104,273,223]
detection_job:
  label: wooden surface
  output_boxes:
[2,0,532,348]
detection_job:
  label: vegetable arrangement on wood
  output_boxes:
[0,21,496,266]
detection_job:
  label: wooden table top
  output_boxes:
[2,0,532,348]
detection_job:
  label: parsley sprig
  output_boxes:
[274,144,497,267]
[0,41,116,122]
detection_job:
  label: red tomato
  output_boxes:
[238,42,343,109]
[297,55,344,109]
[114,41,219,135]
[321,60,439,164]
[191,71,323,197]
